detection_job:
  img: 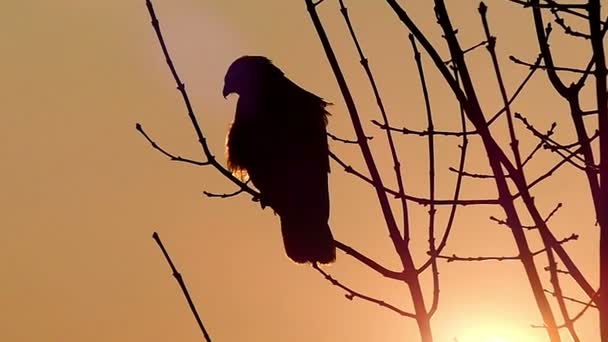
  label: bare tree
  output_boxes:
[139,0,607,341]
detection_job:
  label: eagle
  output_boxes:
[223,56,335,264]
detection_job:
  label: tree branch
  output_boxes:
[152,232,212,342]
[313,263,416,318]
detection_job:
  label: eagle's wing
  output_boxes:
[268,82,334,263]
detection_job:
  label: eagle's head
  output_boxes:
[222,55,284,98]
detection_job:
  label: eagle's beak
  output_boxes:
[222,84,230,99]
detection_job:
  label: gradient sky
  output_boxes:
[1,1,601,341]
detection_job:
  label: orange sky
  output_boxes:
[1,1,601,341]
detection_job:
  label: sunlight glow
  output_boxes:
[454,321,536,342]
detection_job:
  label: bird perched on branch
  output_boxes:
[223,56,335,264]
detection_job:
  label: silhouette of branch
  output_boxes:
[420,67,469,280]
[537,129,598,172]
[568,289,601,323]
[306,2,409,293]
[518,142,595,201]
[576,15,608,90]
[437,234,578,262]
[532,290,599,329]
[557,130,600,150]
[490,203,562,230]
[313,263,416,318]
[406,33,443,316]
[319,1,435,334]
[582,109,599,116]
[327,131,372,144]
[522,133,553,167]
[430,6,564,334]
[514,112,592,169]
[447,167,510,179]
[541,141,588,171]
[384,7,552,312]
[338,0,412,249]
[551,7,590,39]
[371,120,478,137]
[328,150,397,195]
[137,123,210,166]
[532,7,608,93]
[334,240,404,280]
[540,203,562,224]
[142,0,258,200]
[203,184,249,199]
[588,0,608,330]
[531,16,574,96]
[507,0,605,24]
[527,2,608,208]
[524,6,608,304]
[545,250,580,341]
[329,150,498,206]
[482,0,540,186]
[152,232,212,342]
[438,254,518,263]
[544,266,569,275]
[443,40,488,65]
[510,55,591,73]
[485,50,543,126]
[479,14,560,310]
[386,1,595,315]
[373,49,543,139]
[543,289,598,309]
[508,0,586,11]
[331,150,454,204]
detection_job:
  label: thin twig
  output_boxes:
[520,137,598,201]
[551,7,590,39]
[137,124,210,166]
[371,120,478,137]
[544,266,570,275]
[510,55,592,73]
[544,289,599,309]
[153,232,212,342]
[514,113,593,169]
[521,121,557,167]
[532,290,600,329]
[443,40,488,64]
[546,249,580,341]
[408,33,442,316]
[419,65,469,276]
[436,233,578,262]
[490,203,562,230]
[334,240,404,280]
[327,131,372,144]
[313,263,416,318]
[203,186,247,199]
[447,167,509,179]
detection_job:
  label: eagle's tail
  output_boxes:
[280,216,336,264]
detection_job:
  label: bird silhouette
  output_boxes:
[224,56,335,264]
